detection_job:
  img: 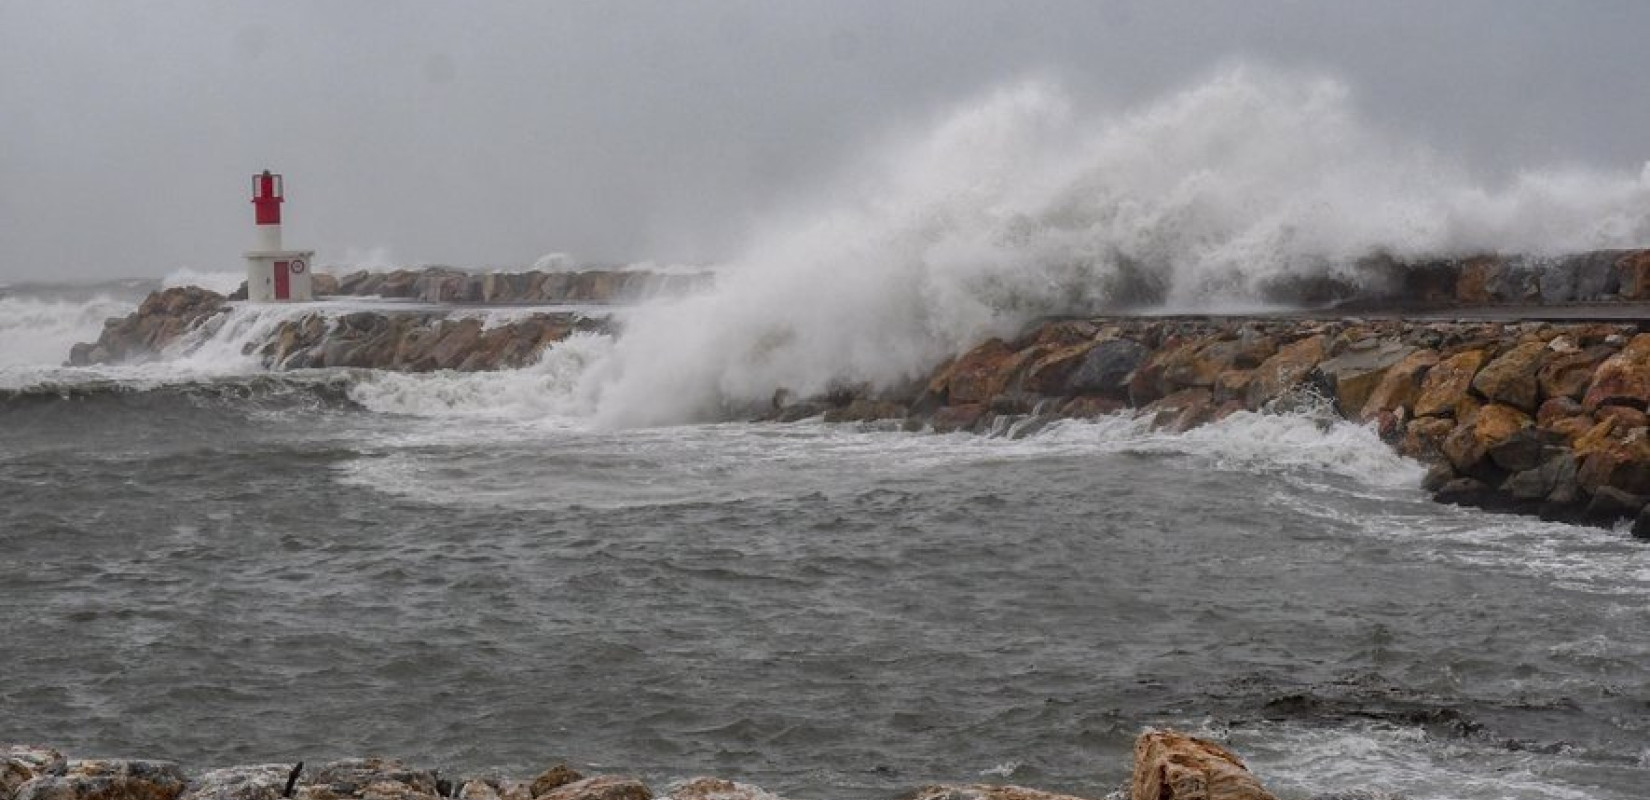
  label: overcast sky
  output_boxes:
[4,1,1650,281]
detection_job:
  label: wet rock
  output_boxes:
[529,767,584,799]
[16,760,187,800]
[1503,452,1579,503]
[180,766,295,800]
[1582,333,1650,411]
[70,287,228,365]
[4,749,66,800]
[1486,426,1559,474]
[942,339,1020,406]
[1470,341,1546,412]
[1434,477,1494,508]
[1067,339,1148,397]
[1634,505,1650,540]
[1398,417,1454,462]
[1312,338,1414,416]
[1413,350,1488,418]
[1246,335,1327,409]
[663,778,787,800]
[1441,404,1530,476]
[1583,486,1646,523]
[1129,730,1276,800]
[1576,436,1650,496]
[534,777,650,800]
[1616,250,1650,300]
[931,404,988,434]
[1358,349,1439,421]
[1145,388,1215,433]
[299,759,438,800]
[899,785,1089,800]
[1021,341,1099,396]
[1538,347,1610,401]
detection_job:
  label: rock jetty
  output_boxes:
[235,267,712,306]
[775,314,1650,535]
[2,730,1375,800]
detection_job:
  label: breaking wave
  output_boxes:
[574,65,1650,427]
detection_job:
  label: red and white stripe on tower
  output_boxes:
[251,170,284,252]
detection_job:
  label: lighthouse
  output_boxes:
[244,170,316,302]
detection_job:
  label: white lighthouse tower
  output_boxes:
[244,170,315,302]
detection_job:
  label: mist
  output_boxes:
[5,1,1650,282]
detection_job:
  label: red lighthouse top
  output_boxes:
[251,170,284,225]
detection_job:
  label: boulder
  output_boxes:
[16,761,187,800]
[1021,341,1099,396]
[1634,505,1650,540]
[942,340,1020,406]
[530,767,584,799]
[1398,417,1455,462]
[1615,250,1650,300]
[1568,250,1623,300]
[1470,342,1546,412]
[180,766,296,800]
[1576,435,1650,496]
[1434,477,1495,507]
[1246,335,1327,409]
[298,759,438,800]
[1311,339,1414,416]
[1583,486,1646,523]
[1058,396,1127,419]
[931,404,988,434]
[1441,404,1531,477]
[4,749,65,800]
[1129,730,1276,800]
[1358,349,1439,421]
[1582,334,1650,411]
[1413,350,1488,418]
[535,778,651,800]
[1538,347,1610,401]
[1145,388,1215,433]
[1503,452,1579,504]
[1063,337,1146,397]
[899,786,1089,800]
[665,778,787,800]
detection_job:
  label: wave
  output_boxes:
[0,293,143,370]
[573,65,1650,427]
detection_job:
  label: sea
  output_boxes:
[6,68,1650,799]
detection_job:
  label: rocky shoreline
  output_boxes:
[803,314,1650,536]
[65,257,1650,534]
[1,731,1363,800]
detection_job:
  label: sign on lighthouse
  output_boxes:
[244,170,316,302]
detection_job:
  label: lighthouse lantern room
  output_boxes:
[244,170,315,302]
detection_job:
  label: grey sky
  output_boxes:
[4,0,1650,280]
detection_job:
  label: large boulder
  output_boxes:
[1358,349,1440,421]
[180,766,297,800]
[1538,347,1611,401]
[899,786,1090,800]
[1413,350,1488,418]
[1576,434,1650,497]
[1020,341,1099,396]
[941,340,1019,406]
[1615,250,1650,300]
[1441,404,1531,477]
[1129,730,1276,800]
[1245,335,1327,409]
[1470,341,1546,412]
[297,759,438,800]
[1582,334,1650,411]
[16,761,187,800]
[1069,338,1148,397]
[664,778,788,800]
[3,749,65,800]
[534,777,650,800]
[1311,338,1414,416]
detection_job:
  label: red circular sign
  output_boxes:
[289,260,307,274]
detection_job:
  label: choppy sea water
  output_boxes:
[2,278,1648,800]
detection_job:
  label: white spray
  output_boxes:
[577,66,1650,427]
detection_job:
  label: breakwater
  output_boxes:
[266,267,712,305]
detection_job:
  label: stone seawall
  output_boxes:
[1,731,1340,800]
[67,287,610,372]
[256,267,712,305]
[778,315,1650,535]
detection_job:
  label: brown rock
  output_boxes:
[1470,341,1546,411]
[1398,416,1456,462]
[535,777,650,800]
[900,785,1089,800]
[1454,255,1502,303]
[1145,387,1215,433]
[931,404,988,434]
[1441,404,1531,475]
[1358,349,1440,421]
[180,766,297,800]
[16,761,187,800]
[1616,250,1650,300]
[529,767,584,800]
[1130,730,1277,800]
[1596,404,1649,431]
[1576,434,1650,496]
[1058,396,1127,419]
[945,340,1019,406]
[1548,414,1598,443]
[1021,341,1098,396]
[666,778,789,800]
[1582,333,1650,411]
[4,749,65,800]
[1245,335,1327,409]
[1413,350,1488,418]
[1536,396,1584,426]
[1538,347,1610,401]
